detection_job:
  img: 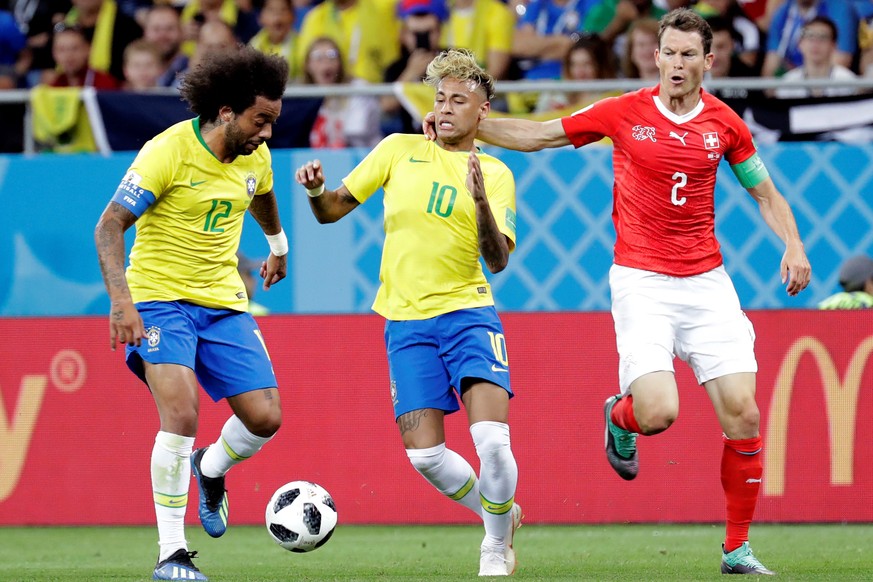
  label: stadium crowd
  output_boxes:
[2,0,873,148]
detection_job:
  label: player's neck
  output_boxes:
[657,89,701,117]
[199,120,236,163]
[436,137,475,152]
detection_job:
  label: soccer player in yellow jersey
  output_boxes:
[296,48,521,577]
[94,48,290,582]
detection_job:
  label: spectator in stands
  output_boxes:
[248,0,298,81]
[775,16,858,98]
[62,0,142,83]
[512,0,598,80]
[694,0,761,71]
[297,0,400,83]
[382,0,447,134]
[49,22,119,88]
[116,0,150,27]
[303,36,382,147]
[706,16,763,106]
[0,4,26,88]
[143,5,188,88]
[7,0,69,87]
[583,0,666,45]
[182,19,239,78]
[534,33,617,113]
[620,16,659,79]
[818,255,873,309]
[121,38,162,90]
[856,2,873,78]
[442,0,515,80]
[179,0,259,55]
[292,0,315,31]
[761,0,857,78]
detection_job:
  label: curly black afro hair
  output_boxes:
[180,46,289,122]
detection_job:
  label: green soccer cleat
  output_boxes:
[721,542,776,575]
[604,395,639,480]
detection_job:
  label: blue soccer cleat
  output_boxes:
[153,549,208,581]
[191,447,229,538]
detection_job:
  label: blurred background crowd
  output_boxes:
[1,0,873,148]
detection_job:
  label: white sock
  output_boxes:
[406,444,483,518]
[199,415,273,478]
[152,431,194,561]
[471,421,518,548]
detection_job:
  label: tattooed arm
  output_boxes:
[248,189,287,290]
[94,202,145,350]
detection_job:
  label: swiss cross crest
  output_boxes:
[702,132,720,150]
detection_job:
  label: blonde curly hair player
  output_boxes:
[295,47,523,576]
[424,48,496,102]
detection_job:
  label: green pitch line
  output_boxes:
[0,523,871,581]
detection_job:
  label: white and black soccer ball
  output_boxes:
[265,481,337,553]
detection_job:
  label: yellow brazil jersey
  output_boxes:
[122,118,273,311]
[296,0,399,83]
[342,133,517,320]
[442,0,514,67]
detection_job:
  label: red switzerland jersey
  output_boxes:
[561,85,758,277]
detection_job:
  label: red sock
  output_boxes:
[610,395,642,434]
[721,435,763,552]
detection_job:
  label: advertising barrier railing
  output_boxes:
[1,310,870,525]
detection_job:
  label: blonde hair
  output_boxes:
[424,48,495,101]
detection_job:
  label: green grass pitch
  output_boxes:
[1,523,871,581]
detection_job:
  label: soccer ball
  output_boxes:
[265,481,338,553]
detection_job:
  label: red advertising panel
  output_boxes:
[1,311,871,525]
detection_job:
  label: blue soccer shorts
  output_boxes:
[384,306,513,419]
[126,300,277,401]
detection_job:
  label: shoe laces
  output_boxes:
[736,549,767,570]
[480,545,509,570]
[201,474,226,510]
[613,427,637,459]
[163,549,200,570]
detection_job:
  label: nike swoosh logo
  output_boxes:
[408,157,429,163]
[491,364,508,373]
[190,180,207,187]
[167,498,185,505]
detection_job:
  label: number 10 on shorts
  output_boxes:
[487,331,508,367]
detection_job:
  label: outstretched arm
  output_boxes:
[248,190,287,290]
[467,150,509,273]
[424,115,571,152]
[94,202,145,350]
[746,177,811,296]
[477,118,571,151]
[295,159,360,223]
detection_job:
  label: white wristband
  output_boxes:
[265,229,289,257]
[306,183,325,198]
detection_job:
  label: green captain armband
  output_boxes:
[730,152,769,188]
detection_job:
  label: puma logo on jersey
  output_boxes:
[669,131,688,146]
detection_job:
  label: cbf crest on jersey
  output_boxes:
[146,326,161,352]
[245,173,257,198]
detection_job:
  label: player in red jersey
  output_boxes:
[424,7,810,576]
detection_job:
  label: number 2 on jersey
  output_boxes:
[671,172,687,206]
